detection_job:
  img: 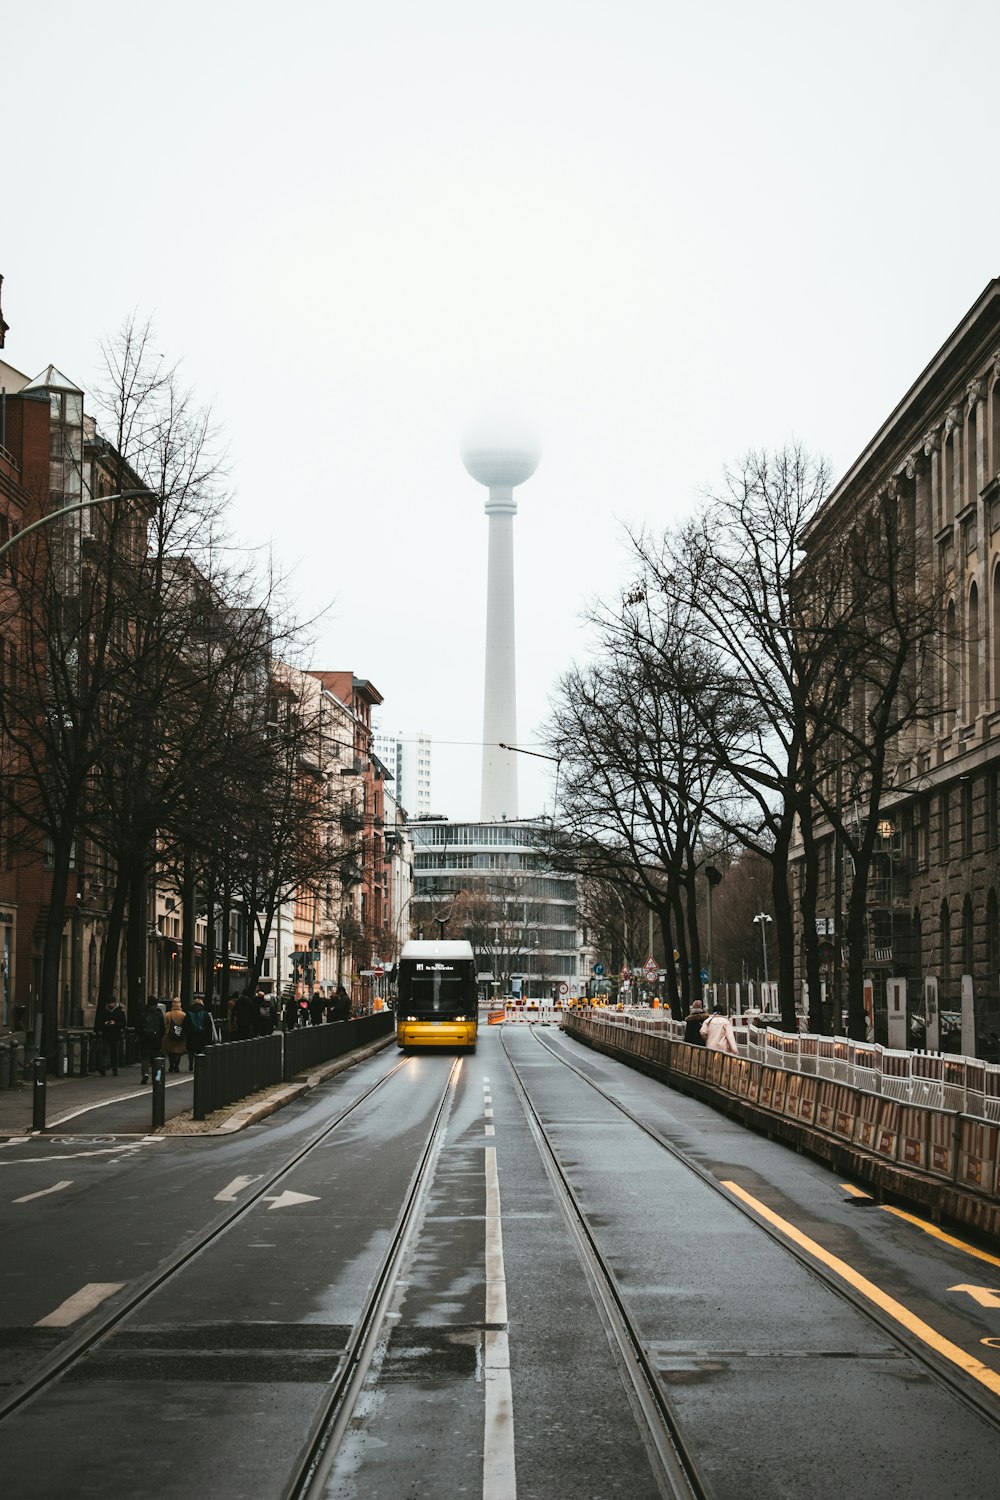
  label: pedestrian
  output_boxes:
[700,1006,739,1055]
[138,997,166,1084]
[324,992,337,1024]
[684,1001,706,1045]
[282,993,299,1032]
[309,989,324,1026]
[234,989,256,1041]
[297,995,311,1028]
[95,996,127,1076]
[163,997,188,1073]
[333,983,351,1023]
[253,988,276,1036]
[184,994,215,1069]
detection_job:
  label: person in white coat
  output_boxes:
[700,1007,739,1055]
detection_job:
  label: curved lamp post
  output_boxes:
[0,488,155,565]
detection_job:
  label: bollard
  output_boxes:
[32,1055,47,1131]
[151,1054,166,1129]
[193,1051,207,1121]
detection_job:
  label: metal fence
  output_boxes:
[580,1008,1000,1123]
[193,1014,395,1120]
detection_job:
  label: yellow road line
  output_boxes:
[881,1206,1000,1269]
[840,1182,874,1200]
[722,1180,1000,1398]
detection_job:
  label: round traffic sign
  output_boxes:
[593,963,605,976]
[559,982,569,994]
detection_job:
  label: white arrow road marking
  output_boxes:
[949,1284,1000,1308]
[214,1174,263,1202]
[262,1190,320,1211]
[36,1282,125,1327]
[14,1179,72,1204]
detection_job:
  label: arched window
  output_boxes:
[968,581,980,719]
[945,428,959,521]
[962,895,975,976]
[940,901,951,980]
[992,379,1000,484]
[946,599,959,723]
[992,563,1000,709]
[987,890,999,985]
[968,402,979,503]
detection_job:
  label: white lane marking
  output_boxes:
[485,1108,494,1119]
[262,1189,319,1211]
[13,1179,73,1204]
[0,1137,31,1148]
[485,1125,496,1137]
[0,1140,160,1167]
[214,1173,263,1202]
[484,1145,515,1498]
[36,1282,124,1327]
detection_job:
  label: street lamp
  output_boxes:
[753,913,772,992]
[0,488,155,565]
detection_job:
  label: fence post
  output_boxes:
[193,1051,207,1120]
[32,1055,47,1131]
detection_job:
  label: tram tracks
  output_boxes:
[521,1025,1000,1442]
[501,1027,708,1500]
[0,1053,429,1429]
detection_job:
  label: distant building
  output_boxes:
[409,817,591,999]
[372,720,433,818]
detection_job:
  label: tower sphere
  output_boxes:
[460,423,541,489]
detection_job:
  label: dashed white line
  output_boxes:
[35,1282,125,1328]
[13,1179,72,1204]
[484,1145,515,1498]
[485,1125,496,1137]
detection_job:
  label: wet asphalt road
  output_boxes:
[3,1025,1000,1498]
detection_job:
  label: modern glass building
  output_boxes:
[409,818,591,998]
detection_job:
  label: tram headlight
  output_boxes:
[405,1015,418,1022]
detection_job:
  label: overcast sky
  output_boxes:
[4,0,1000,819]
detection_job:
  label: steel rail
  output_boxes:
[531,1025,1000,1437]
[0,1053,413,1422]
[500,1028,708,1500]
[283,1056,461,1500]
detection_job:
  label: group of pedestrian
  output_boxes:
[684,1000,739,1054]
[95,994,218,1084]
[280,983,351,1031]
[93,978,356,1087]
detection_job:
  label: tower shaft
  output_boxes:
[481,484,518,821]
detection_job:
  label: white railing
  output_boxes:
[577,1005,1000,1121]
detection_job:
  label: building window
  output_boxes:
[963,895,975,976]
[939,789,950,860]
[968,583,980,719]
[962,778,974,857]
[988,890,1000,986]
[940,901,951,980]
[968,400,979,502]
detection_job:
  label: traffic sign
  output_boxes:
[699,969,709,982]
[593,963,605,976]
[620,965,631,979]
[372,966,385,977]
[643,956,658,979]
[559,982,569,994]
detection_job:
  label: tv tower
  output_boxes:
[461,425,541,822]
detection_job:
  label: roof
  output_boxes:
[400,940,475,961]
[23,364,83,394]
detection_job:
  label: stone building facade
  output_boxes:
[798,279,1000,1043]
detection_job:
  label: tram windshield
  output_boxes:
[398,960,477,1016]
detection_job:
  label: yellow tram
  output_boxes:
[396,939,479,1052]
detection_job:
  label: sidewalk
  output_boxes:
[0,1059,168,1137]
[0,1033,396,1138]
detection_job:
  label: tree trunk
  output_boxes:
[97,871,129,1013]
[125,864,148,1023]
[771,825,797,1031]
[40,836,74,1067]
[180,848,197,1008]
